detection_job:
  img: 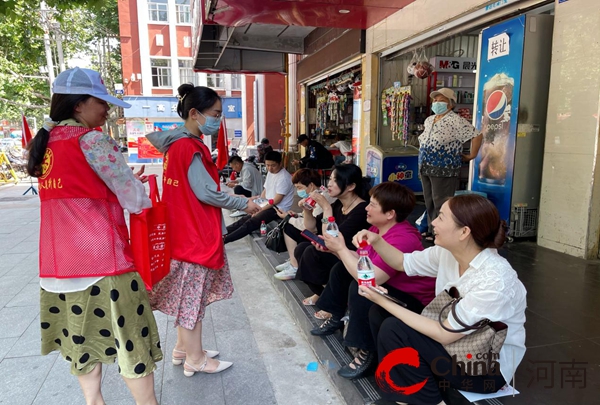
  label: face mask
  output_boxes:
[196,112,221,135]
[432,101,448,115]
[297,189,309,198]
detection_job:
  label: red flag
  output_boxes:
[21,114,33,148]
[216,118,229,170]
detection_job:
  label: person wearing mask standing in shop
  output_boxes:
[419,88,482,241]
[293,134,335,169]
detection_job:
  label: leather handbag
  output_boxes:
[130,175,171,291]
[265,215,291,253]
[421,287,508,376]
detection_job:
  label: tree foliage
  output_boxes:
[0,0,120,129]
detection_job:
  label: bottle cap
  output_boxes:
[268,199,274,205]
[328,216,335,222]
[359,240,368,248]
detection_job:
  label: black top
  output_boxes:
[300,140,334,169]
[257,144,273,163]
[316,200,369,250]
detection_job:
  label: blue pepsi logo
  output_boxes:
[485,90,508,120]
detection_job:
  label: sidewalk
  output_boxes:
[0,181,344,405]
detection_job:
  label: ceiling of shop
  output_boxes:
[195,0,415,73]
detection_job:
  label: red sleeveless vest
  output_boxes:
[162,137,225,269]
[38,126,134,278]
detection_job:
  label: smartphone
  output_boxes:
[368,285,408,308]
[301,229,328,250]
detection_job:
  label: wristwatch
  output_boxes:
[321,217,329,224]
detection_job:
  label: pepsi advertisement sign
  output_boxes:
[471,16,525,223]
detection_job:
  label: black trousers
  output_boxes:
[317,263,424,351]
[420,174,459,234]
[369,305,506,405]
[283,222,304,243]
[233,185,252,197]
[224,208,279,244]
[294,241,340,296]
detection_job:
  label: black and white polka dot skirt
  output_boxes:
[40,271,163,378]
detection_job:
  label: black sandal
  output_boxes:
[337,349,375,379]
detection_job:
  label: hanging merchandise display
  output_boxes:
[381,85,412,144]
[414,48,433,79]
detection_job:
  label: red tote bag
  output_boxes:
[130,175,170,291]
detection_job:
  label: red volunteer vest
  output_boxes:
[38,126,134,278]
[162,137,225,269]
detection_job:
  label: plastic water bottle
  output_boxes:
[357,241,375,287]
[253,198,269,208]
[302,186,327,210]
[260,221,267,236]
[325,216,339,237]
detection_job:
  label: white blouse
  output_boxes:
[403,246,527,384]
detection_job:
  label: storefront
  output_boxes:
[364,0,555,239]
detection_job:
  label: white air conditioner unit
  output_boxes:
[183,36,191,48]
[156,34,164,47]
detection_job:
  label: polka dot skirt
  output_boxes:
[40,272,163,378]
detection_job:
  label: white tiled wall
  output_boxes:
[538,0,600,258]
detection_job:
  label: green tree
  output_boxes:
[0,0,120,130]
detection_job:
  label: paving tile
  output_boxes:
[0,295,14,309]
[0,274,31,293]
[6,315,42,358]
[159,356,225,405]
[5,283,40,308]
[524,310,584,347]
[213,329,266,377]
[0,305,39,339]
[0,354,58,405]
[6,240,40,254]
[0,337,18,361]
[31,356,86,405]
[222,370,276,405]
[210,294,251,333]
[0,252,29,274]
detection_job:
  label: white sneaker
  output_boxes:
[229,210,247,218]
[275,260,291,272]
[274,265,297,280]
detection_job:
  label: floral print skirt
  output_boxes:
[148,255,234,330]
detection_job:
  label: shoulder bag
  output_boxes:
[421,287,508,376]
[265,215,291,253]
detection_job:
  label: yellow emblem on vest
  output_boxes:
[40,148,54,179]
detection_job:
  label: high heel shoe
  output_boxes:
[172,348,220,365]
[183,355,233,377]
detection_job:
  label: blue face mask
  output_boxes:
[297,189,309,198]
[432,101,448,115]
[196,112,221,135]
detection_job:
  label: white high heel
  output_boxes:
[183,355,233,377]
[171,349,220,366]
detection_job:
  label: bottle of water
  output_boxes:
[302,186,327,210]
[357,241,375,287]
[253,198,269,208]
[260,221,267,236]
[325,216,339,237]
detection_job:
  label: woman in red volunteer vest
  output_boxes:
[146,84,260,377]
[27,68,163,405]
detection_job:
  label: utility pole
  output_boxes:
[40,2,55,95]
[53,22,66,73]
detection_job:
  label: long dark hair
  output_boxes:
[331,163,371,201]
[447,194,507,249]
[27,94,91,177]
[177,83,221,119]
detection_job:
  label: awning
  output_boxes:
[194,0,415,74]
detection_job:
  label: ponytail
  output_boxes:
[491,220,508,249]
[27,128,50,177]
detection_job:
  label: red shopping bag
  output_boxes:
[130,175,170,291]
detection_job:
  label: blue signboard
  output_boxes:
[382,155,422,193]
[471,15,525,222]
[222,98,242,118]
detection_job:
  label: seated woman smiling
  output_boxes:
[312,182,435,380]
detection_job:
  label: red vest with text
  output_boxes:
[162,137,225,269]
[38,126,134,278]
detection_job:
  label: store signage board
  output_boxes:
[429,57,477,73]
[488,33,510,61]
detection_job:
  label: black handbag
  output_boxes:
[264,215,291,253]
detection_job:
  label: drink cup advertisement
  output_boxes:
[472,16,525,222]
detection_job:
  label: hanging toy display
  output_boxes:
[414,48,433,79]
[381,85,412,144]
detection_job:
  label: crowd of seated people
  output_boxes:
[222,145,527,405]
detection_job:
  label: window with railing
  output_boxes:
[148,0,168,22]
[176,0,191,24]
[151,59,171,87]
[207,73,225,89]
[179,60,200,86]
[231,74,241,90]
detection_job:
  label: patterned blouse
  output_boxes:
[418,111,477,177]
